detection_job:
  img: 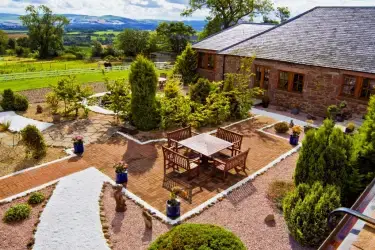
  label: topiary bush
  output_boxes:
[283,182,341,248]
[28,192,45,205]
[129,55,159,131]
[3,204,32,223]
[189,78,212,104]
[20,125,47,159]
[1,89,15,111]
[148,223,246,250]
[13,93,29,111]
[274,122,289,133]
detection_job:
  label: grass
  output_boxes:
[267,180,295,211]
[93,30,121,35]
[0,69,173,91]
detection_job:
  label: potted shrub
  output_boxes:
[166,187,184,218]
[51,109,61,123]
[289,125,302,146]
[262,95,270,108]
[304,119,314,133]
[274,122,289,134]
[290,104,300,115]
[114,161,128,184]
[345,122,356,134]
[72,135,84,154]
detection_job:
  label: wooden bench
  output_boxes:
[162,146,200,180]
[213,149,249,180]
[166,126,198,152]
[215,127,243,156]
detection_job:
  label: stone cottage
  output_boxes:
[192,7,375,117]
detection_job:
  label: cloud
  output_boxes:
[1,0,374,21]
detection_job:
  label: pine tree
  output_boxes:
[129,55,159,131]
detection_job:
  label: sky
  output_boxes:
[0,0,374,20]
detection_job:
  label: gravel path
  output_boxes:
[34,167,111,250]
[103,153,310,250]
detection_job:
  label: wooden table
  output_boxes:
[179,133,233,166]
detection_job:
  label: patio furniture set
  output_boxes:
[162,126,249,182]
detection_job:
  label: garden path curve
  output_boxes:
[33,167,111,250]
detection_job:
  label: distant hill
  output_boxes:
[0,13,206,31]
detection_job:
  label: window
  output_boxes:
[278,71,304,93]
[360,78,375,99]
[292,74,304,93]
[198,52,204,69]
[254,66,270,89]
[342,76,356,97]
[207,54,215,69]
[279,71,289,90]
[255,66,262,87]
[198,52,215,70]
[264,68,270,90]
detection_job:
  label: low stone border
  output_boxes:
[99,184,113,249]
[116,116,258,145]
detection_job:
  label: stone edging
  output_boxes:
[99,184,113,249]
[116,116,259,145]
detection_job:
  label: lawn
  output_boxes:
[0,69,172,91]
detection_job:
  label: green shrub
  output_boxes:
[60,53,77,60]
[45,92,59,112]
[3,204,32,223]
[148,223,246,250]
[294,119,360,206]
[283,182,340,248]
[0,120,11,132]
[267,180,294,210]
[351,95,375,192]
[205,92,231,125]
[274,122,289,133]
[28,192,45,205]
[129,55,159,131]
[14,94,29,111]
[20,125,47,159]
[1,89,15,111]
[189,78,211,104]
[159,95,191,129]
[164,79,180,99]
[173,43,198,85]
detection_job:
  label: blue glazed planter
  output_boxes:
[289,135,299,146]
[116,171,128,184]
[74,142,84,154]
[166,200,181,218]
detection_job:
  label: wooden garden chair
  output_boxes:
[213,149,249,180]
[215,127,243,156]
[162,146,200,180]
[167,126,198,152]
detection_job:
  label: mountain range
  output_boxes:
[0,13,206,31]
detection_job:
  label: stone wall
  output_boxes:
[220,55,371,117]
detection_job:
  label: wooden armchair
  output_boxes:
[162,146,200,180]
[167,126,198,151]
[213,149,249,180]
[216,127,244,156]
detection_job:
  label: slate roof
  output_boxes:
[220,7,375,74]
[192,23,274,51]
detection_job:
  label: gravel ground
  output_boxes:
[103,153,311,250]
[0,185,56,250]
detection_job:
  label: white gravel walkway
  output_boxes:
[0,111,52,132]
[33,167,111,250]
[252,108,311,127]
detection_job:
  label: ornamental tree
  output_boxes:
[129,55,159,130]
[173,43,198,85]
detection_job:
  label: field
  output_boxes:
[0,57,104,74]
[0,68,172,91]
